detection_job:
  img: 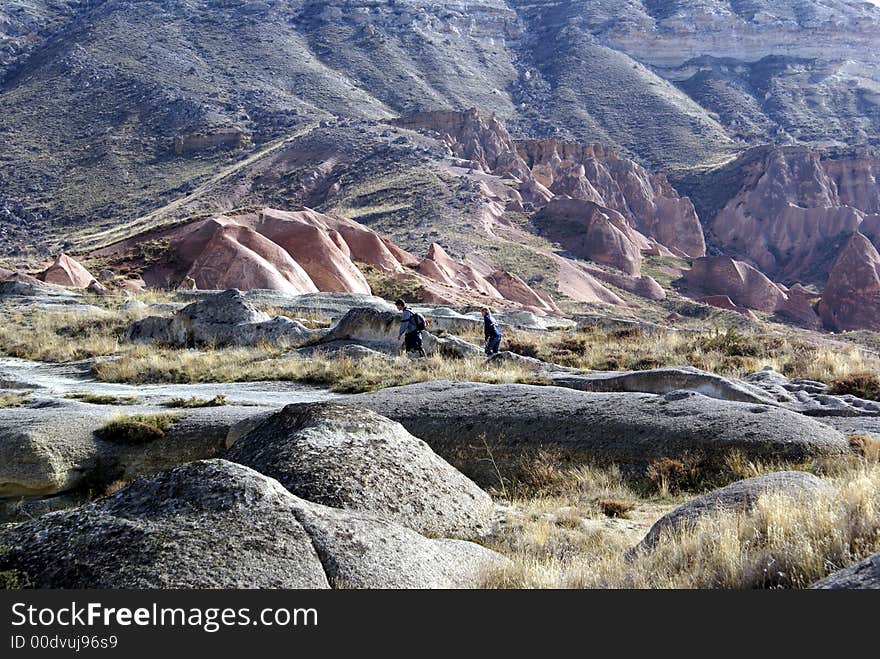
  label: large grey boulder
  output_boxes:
[319,307,402,349]
[348,382,849,485]
[225,403,494,538]
[294,341,391,360]
[0,460,504,589]
[290,499,505,589]
[432,334,484,359]
[0,460,330,588]
[0,399,255,501]
[319,307,480,356]
[0,402,112,497]
[126,289,316,347]
[811,552,880,589]
[551,366,778,405]
[488,350,576,374]
[631,471,832,554]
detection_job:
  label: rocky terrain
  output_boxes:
[2,285,880,588]
[3,1,880,590]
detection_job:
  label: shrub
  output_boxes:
[0,569,31,590]
[849,434,880,462]
[65,392,139,405]
[596,498,636,518]
[96,413,182,444]
[505,339,540,359]
[829,373,880,401]
[646,455,706,496]
[162,394,228,408]
[696,327,760,357]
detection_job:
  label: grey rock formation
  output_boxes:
[0,460,330,588]
[487,350,575,374]
[318,308,402,350]
[290,500,505,589]
[348,382,849,484]
[0,402,112,497]
[226,403,494,538]
[632,471,832,554]
[318,307,480,356]
[0,399,254,500]
[175,290,396,321]
[126,289,316,347]
[294,342,391,360]
[551,366,778,405]
[811,552,880,589]
[0,460,504,589]
[745,366,880,417]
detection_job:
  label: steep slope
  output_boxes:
[2,0,879,255]
[704,146,880,284]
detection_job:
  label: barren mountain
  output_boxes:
[2,0,879,255]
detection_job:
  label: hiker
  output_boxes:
[396,298,427,358]
[481,306,502,356]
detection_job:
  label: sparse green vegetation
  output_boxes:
[65,392,139,405]
[0,569,31,590]
[95,413,182,444]
[162,394,228,408]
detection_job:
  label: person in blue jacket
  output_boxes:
[481,306,502,356]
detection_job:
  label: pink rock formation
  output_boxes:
[485,270,561,314]
[684,256,788,312]
[252,209,371,294]
[186,222,318,294]
[818,233,880,332]
[534,197,645,276]
[554,256,627,306]
[858,214,880,251]
[711,146,879,281]
[41,254,98,289]
[0,267,13,280]
[393,110,703,260]
[417,243,502,299]
[318,214,418,273]
[518,140,705,258]
[581,266,666,301]
[777,284,822,330]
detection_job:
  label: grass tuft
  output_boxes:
[95,413,182,444]
[0,392,31,408]
[65,392,139,405]
[829,373,880,401]
[162,394,228,408]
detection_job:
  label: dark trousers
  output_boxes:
[485,335,502,356]
[404,331,426,357]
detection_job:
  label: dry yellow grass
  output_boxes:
[0,391,31,408]
[0,309,126,362]
[481,461,880,589]
[500,325,880,382]
[93,347,550,393]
